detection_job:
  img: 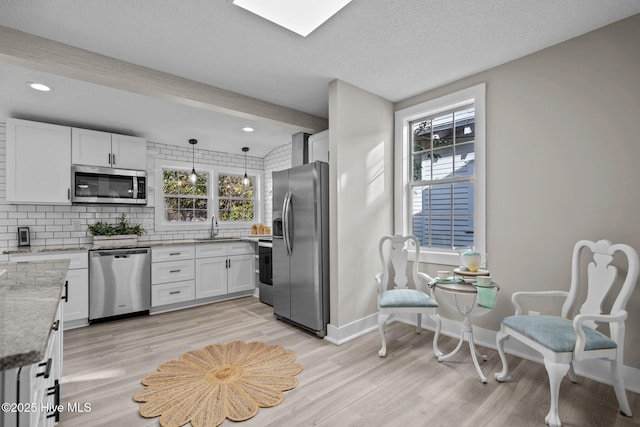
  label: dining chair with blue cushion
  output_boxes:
[376,234,441,357]
[495,239,639,427]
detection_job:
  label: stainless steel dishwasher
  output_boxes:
[89,247,151,321]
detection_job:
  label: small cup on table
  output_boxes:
[437,270,450,280]
[476,276,492,287]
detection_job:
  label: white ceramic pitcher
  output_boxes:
[459,248,487,272]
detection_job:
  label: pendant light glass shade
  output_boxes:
[242,147,250,186]
[188,139,198,184]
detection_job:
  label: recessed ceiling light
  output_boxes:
[233,0,352,37]
[242,127,255,132]
[27,82,52,92]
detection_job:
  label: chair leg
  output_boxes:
[611,358,632,416]
[416,313,422,333]
[567,362,577,383]
[432,313,443,358]
[378,313,389,357]
[543,359,570,427]
[494,331,512,382]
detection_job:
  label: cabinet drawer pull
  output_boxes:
[169,291,181,295]
[46,380,61,421]
[37,358,52,379]
[52,320,60,331]
[169,252,181,256]
[169,269,182,273]
[61,280,69,302]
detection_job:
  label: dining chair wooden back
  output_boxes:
[495,239,639,427]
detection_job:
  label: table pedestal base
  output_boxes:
[436,308,488,383]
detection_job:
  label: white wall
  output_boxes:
[328,80,394,328]
[396,14,640,368]
[262,142,292,226]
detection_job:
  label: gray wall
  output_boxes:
[396,14,640,368]
[329,79,394,327]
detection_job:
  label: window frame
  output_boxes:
[215,167,260,224]
[154,159,262,232]
[394,83,486,266]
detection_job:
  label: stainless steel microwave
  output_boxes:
[71,165,147,205]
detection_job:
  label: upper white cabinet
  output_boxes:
[112,134,147,170]
[6,118,72,205]
[308,129,329,163]
[72,128,146,170]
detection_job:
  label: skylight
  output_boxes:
[233,0,352,37]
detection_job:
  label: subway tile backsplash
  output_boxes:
[0,122,291,251]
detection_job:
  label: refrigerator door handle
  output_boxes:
[283,191,292,256]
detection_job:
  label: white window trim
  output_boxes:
[394,83,486,266]
[154,159,262,232]
[215,166,263,226]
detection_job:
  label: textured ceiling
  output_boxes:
[1,1,639,156]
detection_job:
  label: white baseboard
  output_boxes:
[325,312,640,394]
[325,313,378,345]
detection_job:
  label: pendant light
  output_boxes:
[188,139,198,184]
[242,147,250,186]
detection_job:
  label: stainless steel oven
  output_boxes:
[72,165,147,205]
[258,238,273,306]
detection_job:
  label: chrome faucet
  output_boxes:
[210,215,219,238]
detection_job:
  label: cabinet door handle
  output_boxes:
[37,358,52,379]
[112,153,116,165]
[169,291,181,295]
[61,280,68,302]
[108,153,112,165]
[46,380,61,421]
[52,320,60,331]
[67,188,71,200]
[169,269,181,273]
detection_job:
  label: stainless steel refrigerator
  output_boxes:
[272,161,329,337]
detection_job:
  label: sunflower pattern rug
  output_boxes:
[133,341,302,427]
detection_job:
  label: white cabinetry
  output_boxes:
[6,118,71,205]
[1,303,62,427]
[72,128,146,170]
[308,129,329,163]
[9,252,89,330]
[196,242,255,298]
[151,245,195,307]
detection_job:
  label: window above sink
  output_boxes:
[153,159,262,232]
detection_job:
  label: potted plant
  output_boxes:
[88,213,145,245]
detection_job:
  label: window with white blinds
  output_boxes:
[395,84,485,265]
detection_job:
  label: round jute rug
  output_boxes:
[133,340,302,427]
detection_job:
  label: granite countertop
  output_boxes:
[0,259,69,371]
[2,235,272,255]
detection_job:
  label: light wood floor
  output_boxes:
[60,296,640,427]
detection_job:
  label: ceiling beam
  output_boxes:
[0,25,328,133]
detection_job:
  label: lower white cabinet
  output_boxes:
[195,257,228,298]
[228,253,257,293]
[149,242,256,310]
[195,242,256,299]
[9,251,88,329]
[1,303,62,427]
[151,281,196,306]
[151,245,196,307]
